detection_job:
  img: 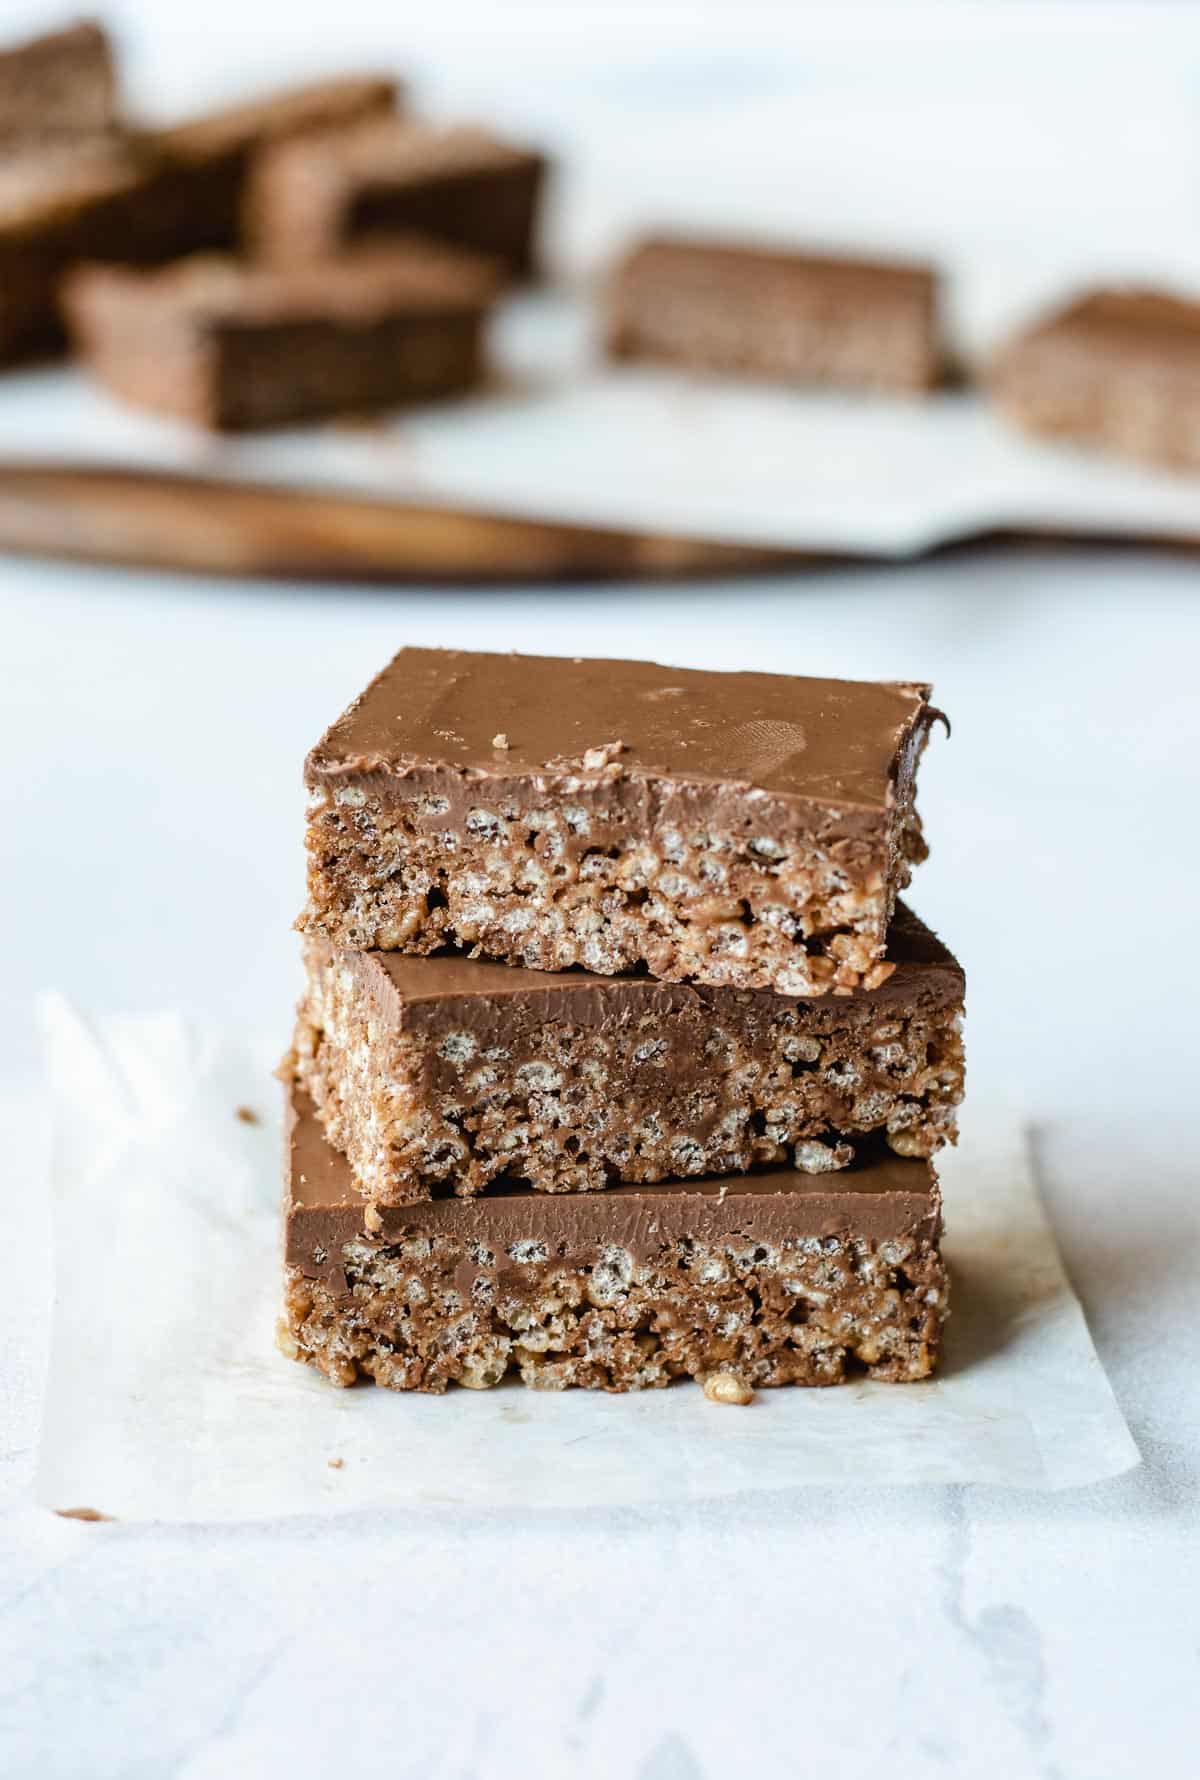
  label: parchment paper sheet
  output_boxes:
[33,996,1138,1521]
[3,291,1200,558]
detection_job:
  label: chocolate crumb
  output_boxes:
[582,739,625,771]
[331,411,392,436]
[327,1457,345,1470]
[703,1372,755,1407]
[235,1106,260,1125]
[55,1506,116,1522]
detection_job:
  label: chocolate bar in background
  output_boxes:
[245,117,546,280]
[0,20,118,150]
[0,145,153,363]
[0,72,401,366]
[292,902,964,1204]
[606,235,942,394]
[136,73,401,263]
[990,287,1200,474]
[63,240,500,430]
[280,1084,948,1393]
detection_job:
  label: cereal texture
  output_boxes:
[281,1220,947,1394]
[299,649,940,997]
[292,926,964,1201]
[301,778,927,996]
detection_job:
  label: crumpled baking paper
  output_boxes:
[34,996,1137,1521]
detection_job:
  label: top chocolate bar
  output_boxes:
[0,21,117,149]
[0,71,400,364]
[990,286,1200,473]
[137,73,401,263]
[245,116,546,279]
[301,648,941,996]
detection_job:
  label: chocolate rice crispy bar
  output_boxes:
[300,648,944,997]
[291,902,964,1202]
[280,1083,948,1393]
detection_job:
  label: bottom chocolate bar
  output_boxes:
[280,1087,947,1393]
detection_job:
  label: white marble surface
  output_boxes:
[1,6,1198,1774]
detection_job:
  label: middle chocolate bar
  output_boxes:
[291,903,964,1204]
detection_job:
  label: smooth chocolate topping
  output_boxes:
[68,239,500,325]
[305,647,934,812]
[285,1085,941,1287]
[1056,288,1200,347]
[616,235,937,302]
[278,115,541,184]
[1000,288,1200,374]
[318,899,963,1040]
[154,74,399,165]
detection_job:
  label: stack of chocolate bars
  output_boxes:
[279,648,964,1400]
[0,20,546,427]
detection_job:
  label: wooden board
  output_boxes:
[0,462,814,581]
[1,460,1197,583]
